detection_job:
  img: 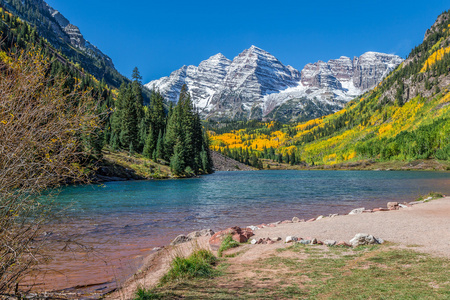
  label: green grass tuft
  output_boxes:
[135,287,165,300]
[217,234,240,257]
[160,249,218,284]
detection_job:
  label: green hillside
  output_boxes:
[209,10,450,169]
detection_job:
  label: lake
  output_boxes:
[33,170,450,292]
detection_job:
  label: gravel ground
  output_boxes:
[252,197,450,258]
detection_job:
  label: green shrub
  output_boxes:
[160,249,217,283]
[217,234,240,257]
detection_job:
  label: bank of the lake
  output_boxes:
[111,196,450,300]
[31,170,450,294]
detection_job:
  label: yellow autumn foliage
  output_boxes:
[421,46,450,72]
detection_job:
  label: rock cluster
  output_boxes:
[170,229,215,246]
[251,237,282,245]
[208,226,254,250]
[349,200,418,214]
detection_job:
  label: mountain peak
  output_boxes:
[147,48,402,121]
[246,45,271,55]
[205,53,231,63]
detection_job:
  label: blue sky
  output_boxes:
[45,0,449,83]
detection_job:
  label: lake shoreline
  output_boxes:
[105,195,450,299]
[28,171,450,298]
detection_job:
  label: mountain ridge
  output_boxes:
[146,46,403,122]
[0,0,125,88]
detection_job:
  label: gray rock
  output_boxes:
[200,229,215,236]
[329,214,339,218]
[170,235,190,246]
[349,233,382,247]
[387,202,399,210]
[349,208,365,215]
[299,239,311,245]
[292,217,300,223]
[286,236,298,243]
[324,240,337,246]
[187,228,215,239]
[247,225,259,231]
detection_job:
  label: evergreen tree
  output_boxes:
[155,130,164,160]
[170,141,185,175]
[119,86,139,149]
[142,129,154,158]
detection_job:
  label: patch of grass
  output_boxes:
[217,235,240,257]
[160,249,218,284]
[135,287,167,300]
[136,244,450,299]
[416,191,444,202]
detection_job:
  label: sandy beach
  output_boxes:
[107,196,450,299]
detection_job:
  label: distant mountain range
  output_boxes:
[146,46,403,122]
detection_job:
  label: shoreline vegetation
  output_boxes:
[93,150,449,183]
[93,193,450,300]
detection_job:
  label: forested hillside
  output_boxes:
[208,11,450,169]
[0,4,213,178]
[0,0,126,88]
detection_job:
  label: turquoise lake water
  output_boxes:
[41,170,450,290]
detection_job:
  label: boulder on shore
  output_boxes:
[171,229,215,246]
[349,207,365,215]
[209,226,254,250]
[387,202,399,210]
[349,233,384,247]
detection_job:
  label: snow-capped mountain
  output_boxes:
[146,46,403,121]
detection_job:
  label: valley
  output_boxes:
[0,0,449,299]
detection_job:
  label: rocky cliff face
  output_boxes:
[1,0,116,74]
[45,3,113,67]
[146,46,403,122]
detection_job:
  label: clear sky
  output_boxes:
[45,0,449,84]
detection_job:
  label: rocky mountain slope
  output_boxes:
[210,10,450,167]
[146,46,403,122]
[0,0,125,87]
